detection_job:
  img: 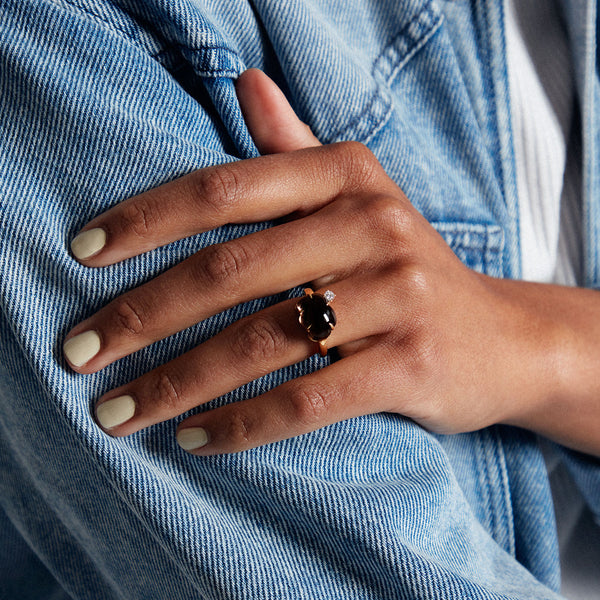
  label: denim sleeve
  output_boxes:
[0,0,569,598]
[557,447,600,524]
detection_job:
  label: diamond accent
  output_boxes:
[324,290,335,304]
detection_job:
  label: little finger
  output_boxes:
[92,273,411,437]
[175,346,401,455]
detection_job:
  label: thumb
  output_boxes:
[235,69,321,153]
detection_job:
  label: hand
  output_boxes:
[64,70,600,457]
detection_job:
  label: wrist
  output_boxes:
[489,277,600,456]
[480,276,568,430]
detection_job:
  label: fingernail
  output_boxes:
[63,330,101,367]
[177,427,209,451]
[95,395,136,429]
[71,228,106,260]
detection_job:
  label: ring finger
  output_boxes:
[63,195,397,373]
[92,271,410,437]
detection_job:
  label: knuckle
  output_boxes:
[333,141,381,189]
[195,241,250,288]
[111,295,148,337]
[411,333,439,372]
[387,333,425,379]
[189,164,242,219]
[148,368,185,411]
[231,315,289,366]
[402,265,435,309]
[335,140,375,164]
[401,332,440,393]
[225,410,254,446]
[119,197,159,238]
[393,332,444,425]
[286,383,337,426]
[363,195,415,252]
[387,266,434,334]
[365,195,408,230]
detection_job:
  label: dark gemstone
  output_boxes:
[297,293,336,341]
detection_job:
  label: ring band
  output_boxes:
[296,288,337,357]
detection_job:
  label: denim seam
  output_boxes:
[155,53,241,78]
[154,44,236,65]
[475,431,496,545]
[330,87,392,145]
[484,225,504,276]
[330,2,444,145]
[483,227,493,274]
[475,0,502,196]
[189,66,241,79]
[492,427,516,557]
[475,428,516,556]
[372,0,444,87]
[480,0,521,279]
[362,105,393,147]
[58,0,243,77]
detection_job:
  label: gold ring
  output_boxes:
[295,288,336,357]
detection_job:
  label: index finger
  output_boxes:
[70,142,389,266]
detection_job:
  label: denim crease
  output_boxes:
[1,0,599,598]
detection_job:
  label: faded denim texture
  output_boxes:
[1,0,599,598]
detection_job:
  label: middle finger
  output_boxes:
[91,270,409,436]
[63,195,398,373]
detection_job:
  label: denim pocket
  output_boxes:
[433,222,504,276]
[56,1,445,152]
[239,1,444,146]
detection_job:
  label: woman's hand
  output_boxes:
[64,70,600,457]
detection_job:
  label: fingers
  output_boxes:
[91,274,404,438]
[70,141,389,266]
[63,193,410,373]
[71,67,323,265]
[64,70,425,455]
[235,69,321,153]
[175,346,399,455]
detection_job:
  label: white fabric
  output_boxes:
[506,1,600,598]
[506,0,575,283]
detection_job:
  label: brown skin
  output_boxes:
[64,69,600,457]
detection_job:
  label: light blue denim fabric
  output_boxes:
[1,0,599,598]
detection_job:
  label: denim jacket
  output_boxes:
[1,0,599,598]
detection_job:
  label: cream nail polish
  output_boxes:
[177,427,209,451]
[71,228,106,260]
[95,395,136,429]
[63,330,101,367]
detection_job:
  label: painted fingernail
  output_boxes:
[71,228,106,260]
[177,427,209,451]
[95,395,136,429]
[63,330,101,367]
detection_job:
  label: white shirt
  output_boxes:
[506,1,600,597]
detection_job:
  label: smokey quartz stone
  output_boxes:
[296,292,337,341]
